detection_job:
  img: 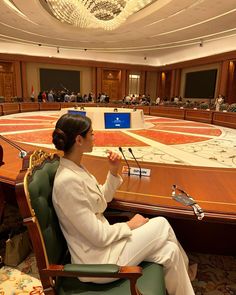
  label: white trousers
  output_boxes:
[117,217,195,295]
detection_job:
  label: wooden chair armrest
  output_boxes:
[40,264,142,280]
[40,264,143,295]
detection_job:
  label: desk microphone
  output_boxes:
[128,148,142,178]
[0,134,28,159]
[119,147,130,176]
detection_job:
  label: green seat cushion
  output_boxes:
[57,262,166,295]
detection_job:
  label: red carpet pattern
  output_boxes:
[130,129,211,145]
[0,119,51,124]
[5,130,54,144]
[5,130,148,147]
[16,115,57,120]
[94,131,148,147]
[0,125,52,132]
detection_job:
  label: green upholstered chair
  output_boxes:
[15,150,166,295]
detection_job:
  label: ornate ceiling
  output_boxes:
[0,0,236,65]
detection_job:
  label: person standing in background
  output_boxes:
[215,94,224,111]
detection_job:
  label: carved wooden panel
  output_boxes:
[102,69,120,100]
[185,109,213,123]
[0,62,15,101]
[3,73,14,99]
[0,73,4,98]
[102,79,119,100]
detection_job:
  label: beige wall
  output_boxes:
[26,62,92,97]
[146,71,158,101]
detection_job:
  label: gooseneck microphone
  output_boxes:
[118,147,130,176]
[128,148,142,178]
[0,134,28,159]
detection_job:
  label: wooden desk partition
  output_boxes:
[1,103,20,115]
[20,102,40,112]
[185,109,213,124]
[39,102,61,111]
[213,111,236,128]
[149,106,185,119]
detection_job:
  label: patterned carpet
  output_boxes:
[0,252,236,294]
[1,109,236,168]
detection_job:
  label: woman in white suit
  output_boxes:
[52,113,196,295]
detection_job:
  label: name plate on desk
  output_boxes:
[122,166,151,177]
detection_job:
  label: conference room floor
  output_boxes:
[1,108,236,169]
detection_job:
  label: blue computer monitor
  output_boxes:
[104,112,131,129]
[68,110,86,116]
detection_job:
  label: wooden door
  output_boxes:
[102,70,120,100]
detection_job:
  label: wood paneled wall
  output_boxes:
[1,50,236,103]
[0,62,16,101]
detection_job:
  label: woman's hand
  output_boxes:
[126,214,149,230]
[107,150,122,176]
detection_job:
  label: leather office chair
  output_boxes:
[16,150,166,295]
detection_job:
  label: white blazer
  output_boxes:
[52,158,132,268]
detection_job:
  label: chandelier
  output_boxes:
[45,0,155,30]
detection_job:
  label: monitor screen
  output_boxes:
[184,69,217,98]
[104,113,131,129]
[68,110,86,116]
[40,68,80,92]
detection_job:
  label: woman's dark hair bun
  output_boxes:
[52,128,67,151]
[52,113,91,153]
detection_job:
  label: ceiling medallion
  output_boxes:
[45,0,155,30]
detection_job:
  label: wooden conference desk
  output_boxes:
[0,144,236,254]
[84,156,236,223]
[84,155,236,254]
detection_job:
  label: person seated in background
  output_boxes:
[174,96,179,103]
[30,92,35,102]
[88,92,94,102]
[99,93,106,103]
[140,94,147,104]
[77,92,83,102]
[52,113,196,295]
[64,92,70,102]
[70,92,77,102]
[48,90,54,102]
[124,94,131,104]
[131,94,137,104]
[83,94,88,102]
[42,91,47,102]
[96,93,101,102]
[105,94,109,103]
[37,91,42,102]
